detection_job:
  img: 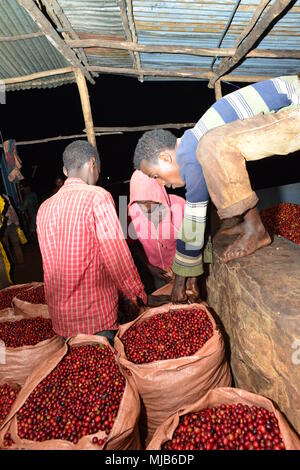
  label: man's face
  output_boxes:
[140,149,185,189]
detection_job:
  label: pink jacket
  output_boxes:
[128,170,185,270]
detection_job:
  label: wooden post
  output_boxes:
[74,69,96,149]
[214,80,222,100]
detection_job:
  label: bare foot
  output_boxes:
[217,216,243,236]
[218,223,244,236]
[222,230,271,263]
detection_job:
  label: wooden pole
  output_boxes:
[118,0,143,81]
[0,132,122,148]
[88,65,271,82]
[0,32,44,42]
[41,0,94,77]
[234,0,272,49]
[66,37,300,59]
[93,123,196,133]
[209,0,297,87]
[214,81,222,100]
[2,67,74,85]
[74,69,96,148]
[18,0,94,84]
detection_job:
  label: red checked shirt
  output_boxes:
[37,178,146,337]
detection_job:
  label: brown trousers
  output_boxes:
[196,107,300,219]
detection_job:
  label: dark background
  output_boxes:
[1,75,299,205]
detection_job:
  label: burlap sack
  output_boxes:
[147,387,300,450]
[0,283,37,311]
[13,282,48,317]
[0,380,21,431]
[115,303,231,446]
[0,309,64,385]
[0,334,141,450]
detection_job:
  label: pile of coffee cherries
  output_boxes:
[0,384,19,426]
[163,403,286,450]
[0,317,55,347]
[17,344,126,444]
[122,308,213,364]
[261,203,300,246]
[0,285,32,310]
[15,285,46,304]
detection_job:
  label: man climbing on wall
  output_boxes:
[133,74,300,303]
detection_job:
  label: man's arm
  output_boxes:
[94,192,147,305]
[171,129,210,303]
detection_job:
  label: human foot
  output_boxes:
[217,216,243,236]
[221,230,271,263]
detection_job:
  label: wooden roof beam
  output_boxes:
[2,66,74,85]
[118,0,143,82]
[18,0,94,84]
[87,65,272,82]
[0,32,44,42]
[40,0,95,78]
[66,38,300,59]
[209,0,297,88]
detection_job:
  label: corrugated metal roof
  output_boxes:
[56,0,300,82]
[1,0,300,90]
[0,0,74,90]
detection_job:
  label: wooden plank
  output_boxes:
[74,69,96,148]
[66,38,300,59]
[209,0,297,87]
[18,0,94,84]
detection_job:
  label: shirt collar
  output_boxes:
[64,177,88,186]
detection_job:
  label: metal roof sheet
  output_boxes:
[1,0,300,89]
[0,0,74,90]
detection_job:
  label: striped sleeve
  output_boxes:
[173,130,209,277]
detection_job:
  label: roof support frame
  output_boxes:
[118,0,143,82]
[18,0,94,84]
[209,0,297,87]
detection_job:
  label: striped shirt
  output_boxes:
[173,75,300,277]
[37,178,146,337]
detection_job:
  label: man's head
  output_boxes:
[133,130,185,188]
[63,140,100,185]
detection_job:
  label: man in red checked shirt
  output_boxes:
[37,141,169,344]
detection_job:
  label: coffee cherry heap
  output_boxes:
[0,317,55,348]
[17,344,125,444]
[0,384,19,426]
[0,286,32,310]
[15,285,46,305]
[261,203,300,246]
[122,308,213,364]
[163,403,286,450]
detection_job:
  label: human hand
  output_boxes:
[171,274,188,304]
[148,264,173,281]
[186,277,201,303]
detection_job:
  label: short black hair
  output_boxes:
[63,140,100,172]
[133,129,177,170]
